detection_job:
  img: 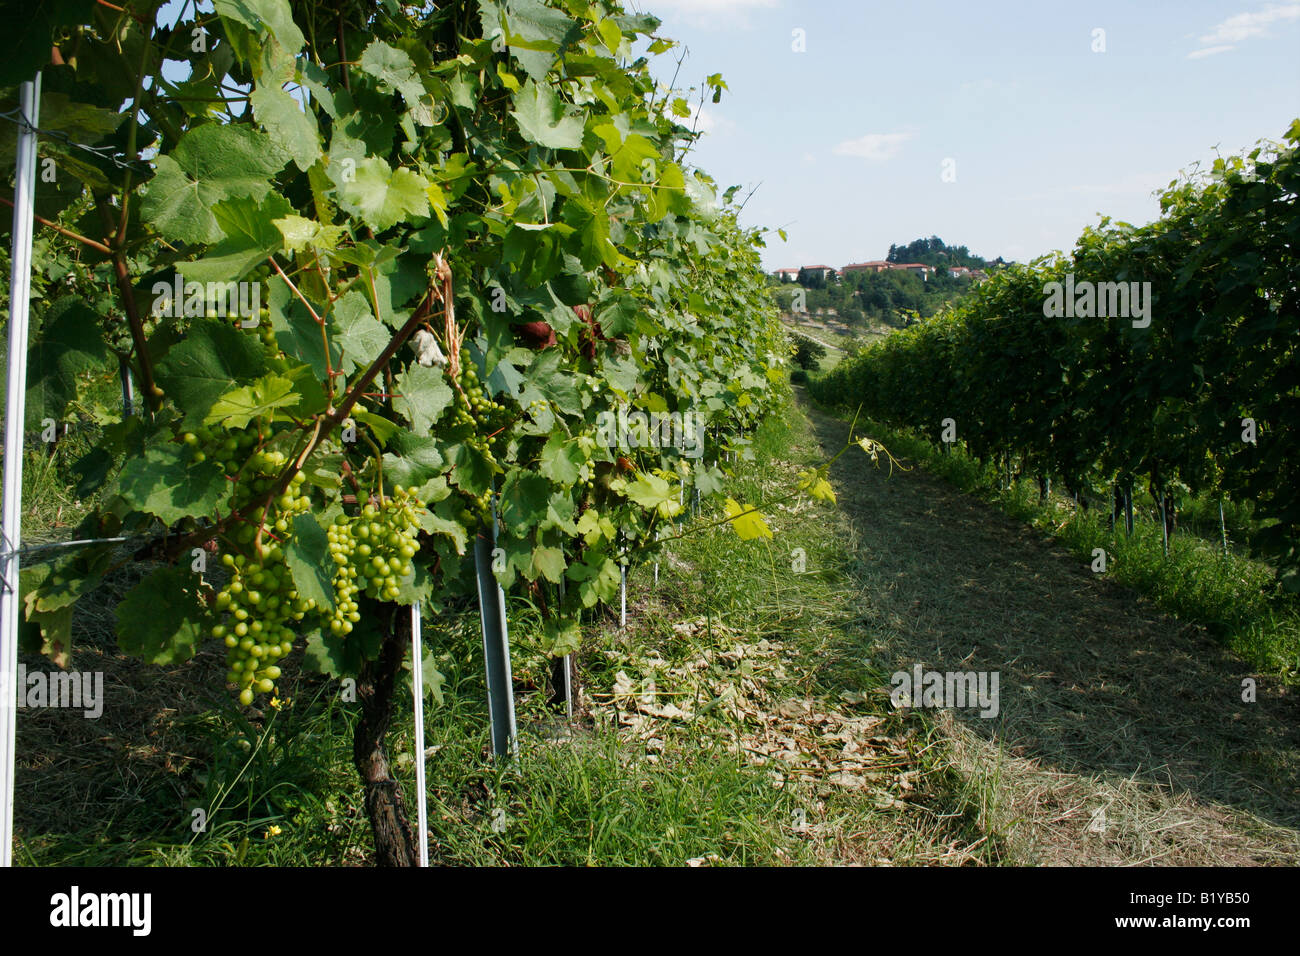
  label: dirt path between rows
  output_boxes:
[802,394,1300,865]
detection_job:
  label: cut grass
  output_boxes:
[798,388,1300,865]
[820,412,1300,680]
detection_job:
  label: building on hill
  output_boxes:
[773,268,801,282]
[842,260,894,274]
[799,265,837,282]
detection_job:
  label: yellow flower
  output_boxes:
[264,825,282,839]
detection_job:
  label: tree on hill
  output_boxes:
[887,237,989,270]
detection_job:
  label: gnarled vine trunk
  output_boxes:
[353,608,420,867]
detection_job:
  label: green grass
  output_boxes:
[827,416,1300,680]
[15,392,982,867]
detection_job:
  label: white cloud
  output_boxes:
[687,104,735,136]
[1189,3,1300,57]
[1188,44,1236,58]
[802,151,816,165]
[831,132,913,162]
[640,0,779,28]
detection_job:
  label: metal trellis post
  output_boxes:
[474,489,516,758]
[410,603,428,867]
[0,73,41,870]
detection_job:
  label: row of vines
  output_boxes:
[810,123,1300,590]
[4,0,798,863]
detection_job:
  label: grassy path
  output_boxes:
[13,390,1298,866]
[801,391,1300,865]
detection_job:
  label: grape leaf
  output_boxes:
[205,373,298,429]
[250,82,321,170]
[332,290,389,374]
[338,158,431,231]
[501,472,551,532]
[538,435,584,484]
[117,444,228,524]
[383,432,446,488]
[116,566,207,665]
[510,81,585,150]
[141,125,288,244]
[284,514,335,611]
[540,617,582,657]
[358,40,436,125]
[723,498,773,540]
[26,296,112,428]
[155,319,270,427]
[213,0,304,52]
[529,545,566,584]
[392,363,453,433]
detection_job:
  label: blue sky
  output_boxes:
[634,0,1300,269]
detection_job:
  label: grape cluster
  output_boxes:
[212,478,315,706]
[451,349,510,461]
[325,488,424,637]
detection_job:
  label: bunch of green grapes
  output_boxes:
[325,487,425,637]
[212,483,315,705]
[450,349,511,461]
[181,418,296,517]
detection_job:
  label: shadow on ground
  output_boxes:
[803,395,1300,864]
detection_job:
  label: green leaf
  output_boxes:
[275,214,348,254]
[510,80,585,150]
[117,444,228,524]
[28,546,113,614]
[250,82,321,170]
[338,158,432,231]
[205,373,298,429]
[392,363,453,434]
[517,349,582,415]
[723,498,773,540]
[538,435,584,485]
[284,514,335,611]
[183,192,294,283]
[420,649,446,705]
[213,0,305,52]
[116,566,207,665]
[624,473,673,509]
[501,472,551,532]
[332,290,389,374]
[155,319,270,427]
[541,617,582,657]
[446,441,495,495]
[797,468,837,504]
[141,125,288,244]
[529,545,566,584]
[358,40,436,125]
[567,554,620,607]
[302,629,350,678]
[383,432,446,488]
[481,0,582,82]
[267,279,340,379]
[26,296,112,427]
